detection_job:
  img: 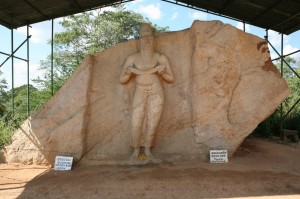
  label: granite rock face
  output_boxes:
[2,21,289,165]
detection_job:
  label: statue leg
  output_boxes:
[144,92,164,162]
[130,89,146,160]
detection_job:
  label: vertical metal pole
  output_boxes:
[243,21,245,32]
[27,25,30,116]
[280,33,284,137]
[265,29,268,40]
[11,19,14,114]
[281,33,284,77]
[51,19,54,96]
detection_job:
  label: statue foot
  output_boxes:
[129,148,140,161]
[145,152,162,164]
[129,153,139,161]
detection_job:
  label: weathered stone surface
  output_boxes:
[3,56,93,165]
[2,20,289,165]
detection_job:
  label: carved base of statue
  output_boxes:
[130,147,162,163]
[118,147,162,166]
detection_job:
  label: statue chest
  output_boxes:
[134,58,158,71]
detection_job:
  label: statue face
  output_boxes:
[140,35,155,51]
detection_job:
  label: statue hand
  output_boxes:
[126,67,133,75]
[157,65,166,74]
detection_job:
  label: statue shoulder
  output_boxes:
[125,53,139,63]
[157,53,168,62]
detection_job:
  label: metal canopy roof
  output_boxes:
[0,0,132,29]
[172,0,300,35]
[0,0,299,34]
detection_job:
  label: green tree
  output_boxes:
[34,5,168,95]
[0,70,8,116]
[0,83,46,148]
[279,57,300,131]
[276,57,300,116]
[0,6,169,149]
[4,85,44,115]
[253,56,300,137]
[0,71,25,148]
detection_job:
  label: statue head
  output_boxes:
[140,23,154,37]
[139,23,155,52]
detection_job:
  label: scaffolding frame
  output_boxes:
[265,31,300,127]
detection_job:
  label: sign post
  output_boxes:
[210,150,228,163]
[54,156,73,170]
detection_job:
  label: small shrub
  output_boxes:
[0,111,26,149]
[0,121,15,149]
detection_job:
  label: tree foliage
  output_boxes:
[0,6,169,149]
[279,57,300,131]
[253,56,300,137]
[0,70,8,116]
[0,83,54,149]
[34,5,168,94]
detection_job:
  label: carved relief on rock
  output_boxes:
[119,23,174,164]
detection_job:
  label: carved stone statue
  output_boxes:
[119,23,175,163]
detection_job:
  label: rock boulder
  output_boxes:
[2,21,289,165]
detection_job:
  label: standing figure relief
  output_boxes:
[119,23,174,163]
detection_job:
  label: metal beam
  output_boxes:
[282,21,300,35]
[281,33,283,77]
[265,29,268,40]
[51,19,54,96]
[11,19,14,114]
[27,25,30,116]
[161,0,244,23]
[279,33,284,135]
[217,0,235,13]
[0,9,23,29]
[266,32,300,132]
[250,0,283,23]
[271,12,300,30]
[24,0,50,20]
[72,0,83,9]
[267,40,300,79]
[0,18,11,29]
[0,51,28,62]
[279,98,300,124]
[272,49,300,61]
[0,36,31,67]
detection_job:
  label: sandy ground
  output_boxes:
[0,138,299,199]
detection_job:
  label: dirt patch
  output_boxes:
[0,138,299,199]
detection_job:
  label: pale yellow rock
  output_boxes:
[2,21,289,166]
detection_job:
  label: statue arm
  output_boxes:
[158,55,175,83]
[119,57,134,84]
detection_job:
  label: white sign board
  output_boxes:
[54,156,73,170]
[210,150,228,163]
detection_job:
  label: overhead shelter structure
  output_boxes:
[0,0,299,122]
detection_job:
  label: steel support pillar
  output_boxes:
[11,19,14,114]
[280,33,284,134]
[27,25,30,116]
[0,23,31,116]
[51,19,54,96]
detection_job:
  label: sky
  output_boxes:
[0,0,299,89]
